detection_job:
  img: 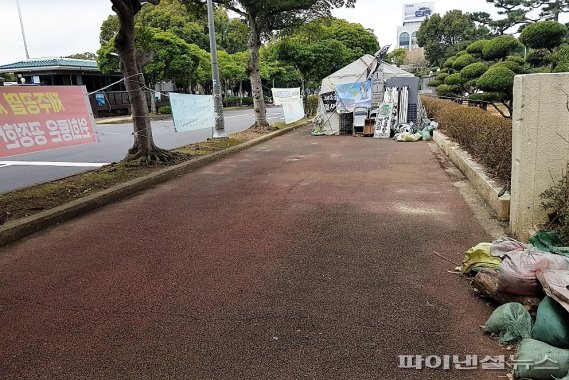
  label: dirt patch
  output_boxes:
[0,122,304,226]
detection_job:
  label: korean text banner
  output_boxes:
[0,86,97,158]
[403,2,434,23]
[272,88,301,106]
[335,81,372,113]
[169,93,214,132]
[282,98,305,124]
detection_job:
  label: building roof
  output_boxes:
[0,58,101,73]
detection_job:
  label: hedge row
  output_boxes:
[421,96,512,184]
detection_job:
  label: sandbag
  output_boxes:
[497,250,569,296]
[533,296,569,348]
[461,243,502,274]
[514,339,569,379]
[491,236,526,258]
[484,303,532,345]
[420,129,432,141]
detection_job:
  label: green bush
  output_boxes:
[421,96,512,183]
[526,48,552,66]
[435,72,449,81]
[158,105,172,114]
[456,50,468,56]
[443,56,457,68]
[428,79,442,87]
[461,62,488,79]
[495,60,525,74]
[483,35,520,60]
[444,73,465,86]
[241,97,254,106]
[466,39,490,56]
[550,44,569,72]
[223,96,241,107]
[520,21,568,50]
[436,84,460,96]
[477,64,516,94]
[304,95,319,117]
[453,53,476,70]
[469,92,503,102]
[506,55,525,65]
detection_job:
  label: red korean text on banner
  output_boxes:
[0,86,97,158]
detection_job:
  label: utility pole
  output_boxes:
[16,0,30,59]
[206,0,227,139]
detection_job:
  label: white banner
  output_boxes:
[169,93,214,132]
[282,98,305,124]
[403,2,434,23]
[272,88,301,106]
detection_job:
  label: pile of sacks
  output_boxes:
[394,120,438,142]
[461,236,569,379]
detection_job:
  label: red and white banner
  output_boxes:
[0,86,97,158]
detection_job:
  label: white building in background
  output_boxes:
[396,2,434,50]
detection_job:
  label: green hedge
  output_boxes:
[158,105,172,114]
[223,96,255,107]
[421,96,512,183]
[304,95,319,117]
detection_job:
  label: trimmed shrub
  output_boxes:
[467,39,490,56]
[483,35,520,60]
[436,84,460,96]
[477,64,516,94]
[506,55,525,65]
[453,53,476,70]
[428,79,442,87]
[304,95,319,117]
[443,56,457,68]
[158,105,172,114]
[435,72,449,81]
[550,44,569,72]
[223,96,242,107]
[520,21,568,50]
[469,92,503,102]
[444,73,465,86]
[456,50,468,56]
[526,48,552,66]
[461,62,488,79]
[495,60,525,74]
[421,96,512,183]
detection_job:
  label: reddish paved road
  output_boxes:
[0,126,504,379]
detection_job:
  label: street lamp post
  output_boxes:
[16,0,30,59]
[206,0,227,139]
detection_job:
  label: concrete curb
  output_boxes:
[433,130,510,222]
[0,123,306,247]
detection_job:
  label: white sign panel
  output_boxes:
[272,88,301,106]
[403,2,434,23]
[169,93,214,132]
[282,98,304,124]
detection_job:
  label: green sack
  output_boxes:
[533,296,569,349]
[420,128,432,141]
[484,303,533,345]
[514,339,569,379]
[461,242,502,274]
[530,230,569,257]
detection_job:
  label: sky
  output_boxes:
[0,0,567,66]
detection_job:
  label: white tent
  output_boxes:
[317,54,414,135]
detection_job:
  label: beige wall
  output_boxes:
[510,73,569,241]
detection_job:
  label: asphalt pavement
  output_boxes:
[0,107,284,194]
[0,125,505,379]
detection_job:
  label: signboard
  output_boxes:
[335,80,372,113]
[169,93,214,132]
[403,2,434,23]
[282,98,304,124]
[320,91,337,113]
[272,88,301,106]
[0,86,97,158]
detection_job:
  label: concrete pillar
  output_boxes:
[510,73,569,241]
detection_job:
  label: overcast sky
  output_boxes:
[1,0,567,66]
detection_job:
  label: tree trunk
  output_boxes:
[247,14,269,130]
[112,0,176,165]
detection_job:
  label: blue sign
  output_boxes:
[336,80,372,113]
